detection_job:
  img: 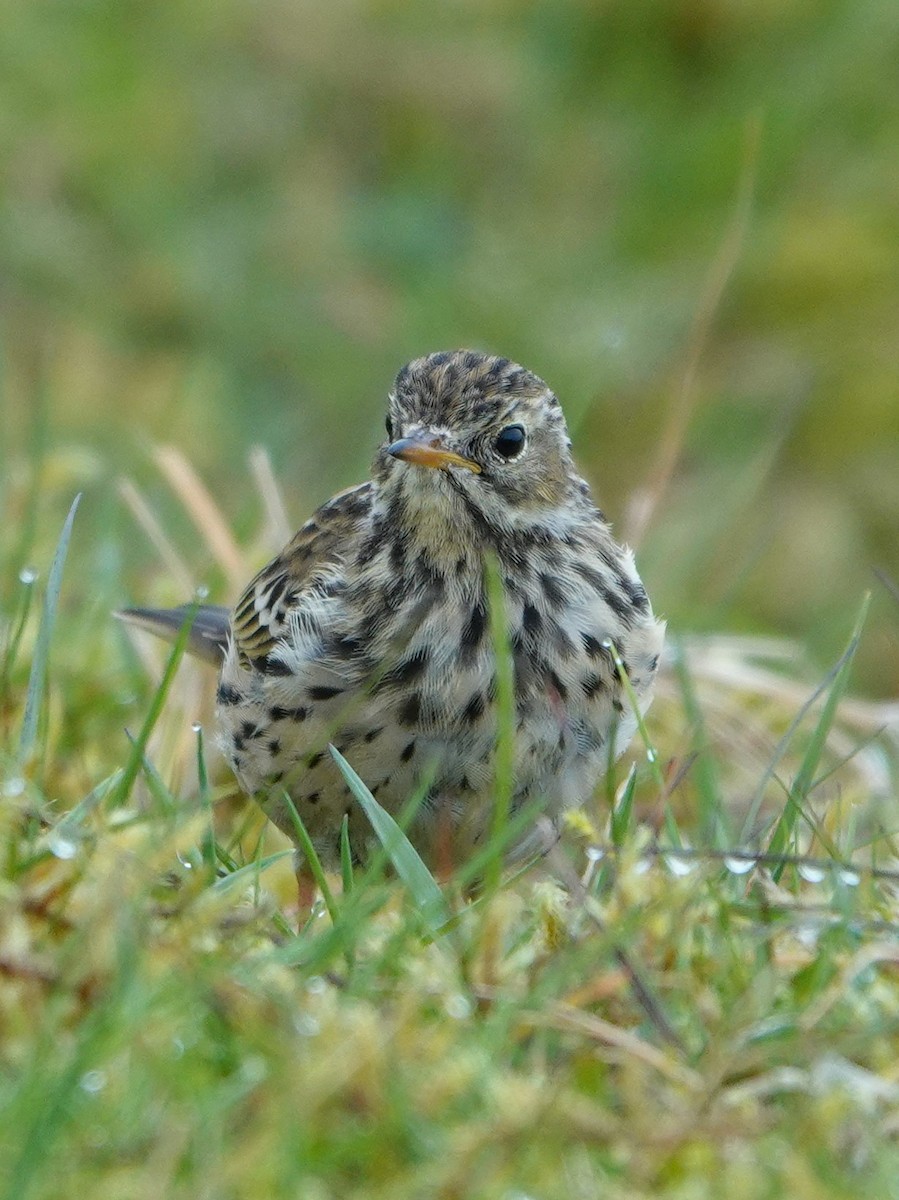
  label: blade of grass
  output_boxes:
[210,851,295,894]
[135,742,178,817]
[195,723,217,871]
[608,639,665,792]
[19,493,82,762]
[7,385,49,604]
[329,745,450,933]
[767,594,871,879]
[340,815,354,896]
[0,570,38,705]
[281,792,339,924]
[51,771,122,837]
[739,637,864,844]
[610,763,638,847]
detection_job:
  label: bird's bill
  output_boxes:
[387,436,481,474]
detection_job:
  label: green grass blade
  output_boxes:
[329,745,450,932]
[136,745,179,816]
[608,638,666,792]
[339,814,354,895]
[18,493,81,761]
[50,771,122,840]
[210,850,295,894]
[739,649,859,844]
[0,570,37,706]
[195,723,217,871]
[282,791,339,922]
[611,763,638,846]
[767,593,871,878]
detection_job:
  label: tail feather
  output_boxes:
[116,604,231,666]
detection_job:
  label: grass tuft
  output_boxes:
[18,493,81,762]
[2,450,898,1199]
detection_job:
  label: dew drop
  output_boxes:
[646,748,657,764]
[634,857,651,875]
[295,1013,321,1037]
[196,585,210,599]
[585,846,605,864]
[796,922,820,948]
[191,722,202,734]
[2,777,26,799]
[18,567,38,585]
[666,852,695,877]
[724,854,756,876]
[798,863,826,884]
[48,830,78,860]
[80,1069,107,1094]
[837,867,861,887]
[445,993,473,1020]
[306,975,327,995]
[601,638,613,649]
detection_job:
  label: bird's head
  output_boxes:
[374,351,580,535]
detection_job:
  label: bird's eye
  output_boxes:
[493,424,526,460]
[385,415,395,440]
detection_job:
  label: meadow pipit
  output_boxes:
[122,351,665,875]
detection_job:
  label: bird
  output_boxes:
[119,350,665,886]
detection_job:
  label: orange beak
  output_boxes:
[388,436,481,474]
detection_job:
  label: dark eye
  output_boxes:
[493,424,526,459]
[385,414,395,440]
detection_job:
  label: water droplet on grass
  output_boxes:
[724,855,755,876]
[196,585,210,599]
[80,1070,107,1094]
[2,777,26,798]
[18,567,38,585]
[666,853,695,877]
[445,994,473,1020]
[837,867,861,887]
[48,830,78,860]
[191,722,202,733]
[585,846,604,864]
[798,862,826,884]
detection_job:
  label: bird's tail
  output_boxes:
[115,604,231,666]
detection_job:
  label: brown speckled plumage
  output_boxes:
[122,351,665,875]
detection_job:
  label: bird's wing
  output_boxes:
[231,481,374,664]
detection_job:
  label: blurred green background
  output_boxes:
[2,0,897,692]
